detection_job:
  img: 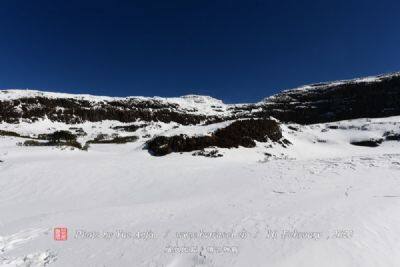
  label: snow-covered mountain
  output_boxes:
[1,72,400,267]
[2,71,400,126]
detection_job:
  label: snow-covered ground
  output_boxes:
[1,116,400,266]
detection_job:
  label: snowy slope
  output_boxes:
[2,73,400,266]
[1,114,400,266]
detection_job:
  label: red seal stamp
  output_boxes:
[54,227,68,241]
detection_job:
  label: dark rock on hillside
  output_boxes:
[287,125,299,131]
[21,130,82,149]
[350,138,383,147]
[0,130,22,137]
[68,127,87,136]
[146,119,282,156]
[328,125,339,129]
[87,135,138,144]
[43,131,77,143]
[36,130,82,148]
[112,124,140,132]
[259,73,400,124]
[111,124,148,132]
[384,131,400,141]
[0,96,219,125]
[192,149,223,158]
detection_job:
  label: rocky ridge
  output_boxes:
[2,72,400,126]
[1,72,400,155]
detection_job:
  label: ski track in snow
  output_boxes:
[0,228,57,267]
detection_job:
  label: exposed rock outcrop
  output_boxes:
[351,138,383,147]
[259,72,400,124]
[146,119,282,156]
[0,94,221,125]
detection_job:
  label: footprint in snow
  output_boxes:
[0,250,57,267]
[0,228,57,267]
[0,228,48,253]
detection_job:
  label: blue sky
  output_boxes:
[1,0,400,103]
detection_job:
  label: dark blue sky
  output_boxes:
[1,0,400,103]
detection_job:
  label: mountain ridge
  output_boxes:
[1,71,400,125]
